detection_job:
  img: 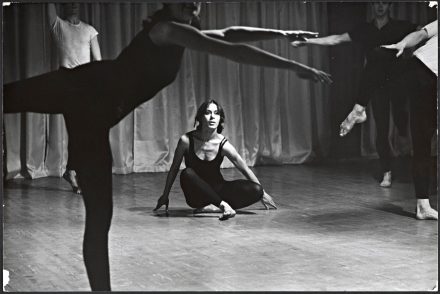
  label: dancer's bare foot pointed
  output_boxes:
[340,104,367,137]
[63,170,82,194]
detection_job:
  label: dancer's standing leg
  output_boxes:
[371,90,393,187]
[64,112,113,291]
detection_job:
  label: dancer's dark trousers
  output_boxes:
[180,168,263,209]
[405,57,437,199]
[356,61,410,173]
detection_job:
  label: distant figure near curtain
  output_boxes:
[292,2,417,188]
[4,3,331,291]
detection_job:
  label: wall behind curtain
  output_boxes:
[3,1,331,178]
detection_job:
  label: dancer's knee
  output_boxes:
[250,182,264,199]
[180,168,196,181]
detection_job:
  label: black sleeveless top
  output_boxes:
[184,132,228,187]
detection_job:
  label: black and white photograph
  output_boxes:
[1,0,438,291]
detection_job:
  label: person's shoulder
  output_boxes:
[81,21,98,32]
[219,134,227,143]
[220,135,233,149]
[179,133,191,146]
[50,15,62,31]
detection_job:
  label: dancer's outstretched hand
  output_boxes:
[153,195,169,213]
[381,43,404,57]
[261,191,277,210]
[297,67,333,84]
[285,30,318,42]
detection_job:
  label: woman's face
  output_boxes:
[167,2,201,23]
[202,103,221,131]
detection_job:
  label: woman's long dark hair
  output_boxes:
[194,100,225,133]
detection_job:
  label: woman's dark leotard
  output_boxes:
[180,131,263,209]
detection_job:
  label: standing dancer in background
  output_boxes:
[48,3,102,194]
[382,19,438,220]
[154,100,277,220]
[292,2,416,187]
[4,3,331,290]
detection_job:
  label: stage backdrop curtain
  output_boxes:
[3,2,331,178]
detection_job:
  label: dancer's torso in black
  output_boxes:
[348,19,416,87]
[64,9,191,127]
[184,131,228,188]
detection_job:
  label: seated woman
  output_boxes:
[154,100,277,220]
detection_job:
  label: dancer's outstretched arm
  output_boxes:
[150,21,332,84]
[222,141,277,210]
[381,26,431,57]
[204,26,318,43]
[154,135,188,212]
[291,32,351,47]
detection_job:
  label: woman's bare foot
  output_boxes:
[416,199,438,220]
[219,201,236,220]
[193,204,222,214]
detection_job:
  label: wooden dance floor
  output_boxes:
[3,158,438,291]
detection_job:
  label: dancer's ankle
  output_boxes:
[417,199,432,210]
[416,199,438,220]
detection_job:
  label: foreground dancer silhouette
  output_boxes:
[4,3,331,290]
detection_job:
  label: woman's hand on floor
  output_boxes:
[261,191,277,210]
[153,195,169,213]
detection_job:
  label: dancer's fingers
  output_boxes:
[153,197,167,211]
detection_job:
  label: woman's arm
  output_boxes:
[150,21,332,84]
[291,32,351,47]
[203,26,318,43]
[154,135,188,211]
[222,141,261,184]
[222,141,277,209]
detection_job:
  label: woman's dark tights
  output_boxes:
[180,168,264,209]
